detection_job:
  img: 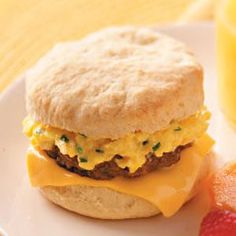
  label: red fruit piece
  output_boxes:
[199,209,236,236]
[212,163,236,211]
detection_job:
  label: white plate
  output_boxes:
[0,23,236,236]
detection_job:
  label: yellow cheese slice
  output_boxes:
[27,134,214,217]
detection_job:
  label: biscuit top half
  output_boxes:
[26,26,203,139]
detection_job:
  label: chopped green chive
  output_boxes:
[95,148,104,153]
[79,157,88,163]
[79,133,87,138]
[174,127,182,131]
[147,152,153,158]
[142,139,149,146]
[60,135,69,143]
[76,144,83,154]
[152,142,161,152]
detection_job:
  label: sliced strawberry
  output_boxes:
[200,209,236,236]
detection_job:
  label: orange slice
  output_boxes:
[212,163,236,212]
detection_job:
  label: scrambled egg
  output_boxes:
[23,110,210,173]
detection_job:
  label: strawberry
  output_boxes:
[199,209,236,236]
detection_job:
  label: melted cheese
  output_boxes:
[23,110,210,173]
[27,134,214,217]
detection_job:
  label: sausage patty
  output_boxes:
[45,143,191,180]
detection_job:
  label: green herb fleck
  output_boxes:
[79,133,87,138]
[152,142,161,152]
[76,144,83,154]
[95,148,104,153]
[146,152,153,158]
[35,128,43,135]
[142,139,149,146]
[79,157,88,163]
[60,135,69,143]
[174,127,182,131]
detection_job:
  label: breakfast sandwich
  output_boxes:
[23,26,214,219]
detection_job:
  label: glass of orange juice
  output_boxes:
[216,0,236,126]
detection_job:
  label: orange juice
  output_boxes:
[216,0,236,126]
